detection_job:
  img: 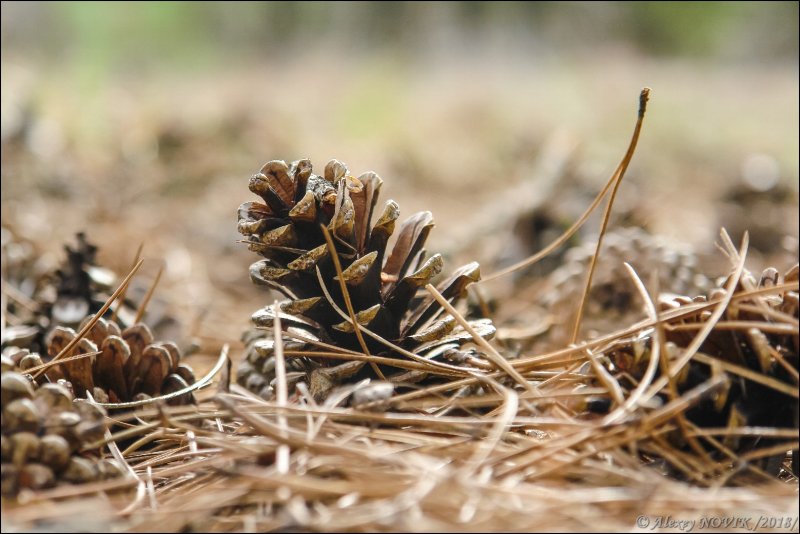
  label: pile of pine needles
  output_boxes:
[5,286,797,532]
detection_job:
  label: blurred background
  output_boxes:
[2,2,798,350]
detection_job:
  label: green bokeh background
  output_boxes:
[4,2,797,81]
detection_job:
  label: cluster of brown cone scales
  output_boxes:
[236,159,494,400]
[1,365,125,497]
[588,263,798,478]
[14,315,196,406]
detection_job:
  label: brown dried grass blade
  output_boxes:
[112,241,143,323]
[483,88,651,283]
[24,349,101,376]
[272,299,291,473]
[319,224,386,380]
[134,262,164,324]
[570,88,651,343]
[602,262,661,424]
[424,283,535,394]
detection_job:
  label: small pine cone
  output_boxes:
[542,227,711,339]
[41,315,197,405]
[40,232,117,329]
[589,263,798,479]
[237,159,494,399]
[1,232,115,353]
[1,232,182,355]
[1,369,124,497]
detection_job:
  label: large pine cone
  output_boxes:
[236,159,494,400]
[586,263,798,478]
